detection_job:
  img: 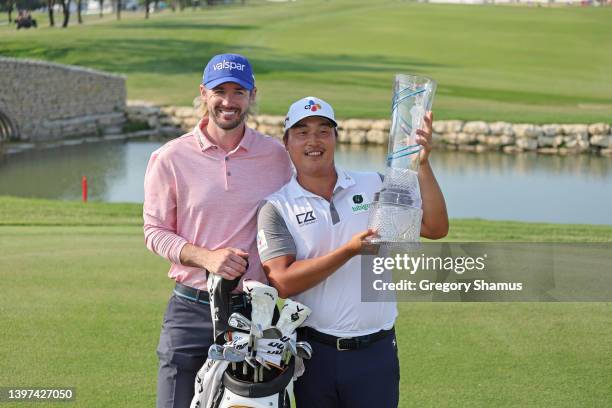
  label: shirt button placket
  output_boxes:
[224,156,231,189]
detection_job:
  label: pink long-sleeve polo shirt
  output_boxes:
[143,117,292,290]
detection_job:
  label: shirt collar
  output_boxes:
[193,117,254,153]
[288,166,355,199]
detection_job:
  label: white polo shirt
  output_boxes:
[256,166,397,337]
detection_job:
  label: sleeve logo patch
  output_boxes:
[257,229,268,252]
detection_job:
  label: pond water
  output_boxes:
[1,140,611,225]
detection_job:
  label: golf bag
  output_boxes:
[190,278,311,408]
[210,357,295,408]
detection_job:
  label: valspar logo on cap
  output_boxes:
[305,100,322,112]
[213,60,246,72]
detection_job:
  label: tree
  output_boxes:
[77,0,82,23]
[145,0,150,18]
[115,0,120,20]
[58,0,70,27]
[98,0,104,17]
[47,0,55,26]
[5,0,15,23]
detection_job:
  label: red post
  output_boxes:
[82,176,88,203]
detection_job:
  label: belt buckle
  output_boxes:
[336,337,352,351]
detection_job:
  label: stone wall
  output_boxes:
[0,57,126,142]
[127,102,612,157]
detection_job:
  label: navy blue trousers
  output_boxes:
[294,333,400,408]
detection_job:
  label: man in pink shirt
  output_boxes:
[143,53,292,408]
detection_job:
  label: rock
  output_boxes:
[474,144,489,153]
[489,121,513,136]
[337,129,351,144]
[485,136,502,147]
[183,117,199,129]
[147,117,160,128]
[590,135,611,148]
[513,124,543,138]
[541,124,562,137]
[343,119,372,131]
[588,123,611,136]
[370,120,391,132]
[159,126,182,138]
[257,115,285,127]
[456,133,477,145]
[159,116,183,127]
[499,135,516,146]
[258,125,283,138]
[537,135,556,148]
[457,145,477,152]
[348,130,367,144]
[462,121,489,135]
[503,145,524,154]
[438,120,464,133]
[516,138,538,150]
[600,148,612,157]
[174,106,196,119]
[442,133,458,144]
[366,129,387,145]
[537,147,558,155]
[160,106,175,116]
[103,126,122,135]
[561,124,588,137]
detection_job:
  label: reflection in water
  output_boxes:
[0,141,611,225]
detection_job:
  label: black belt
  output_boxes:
[298,327,395,351]
[173,282,248,310]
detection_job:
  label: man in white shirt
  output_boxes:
[256,96,448,407]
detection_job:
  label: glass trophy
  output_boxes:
[367,74,437,243]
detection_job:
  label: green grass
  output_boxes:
[0,196,611,407]
[1,1,611,123]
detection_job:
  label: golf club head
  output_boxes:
[262,327,283,339]
[207,344,226,361]
[223,346,246,363]
[276,299,312,336]
[228,312,251,332]
[286,338,297,356]
[295,341,312,360]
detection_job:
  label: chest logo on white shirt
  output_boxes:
[295,210,317,226]
[350,193,371,214]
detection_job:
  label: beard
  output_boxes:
[210,108,249,130]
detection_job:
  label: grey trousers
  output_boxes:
[156,294,214,408]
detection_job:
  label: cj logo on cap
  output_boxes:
[352,195,364,204]
[304,99,322,112]
[213,59,246,72]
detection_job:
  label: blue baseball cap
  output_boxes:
[202,53,255,90]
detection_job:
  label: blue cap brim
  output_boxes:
[204,77,254,91]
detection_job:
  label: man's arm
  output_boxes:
[179,244,247,280]
[263,230,374,298]
[257,200,375,297]
[143,150,247,279]
[416,112,449,239]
